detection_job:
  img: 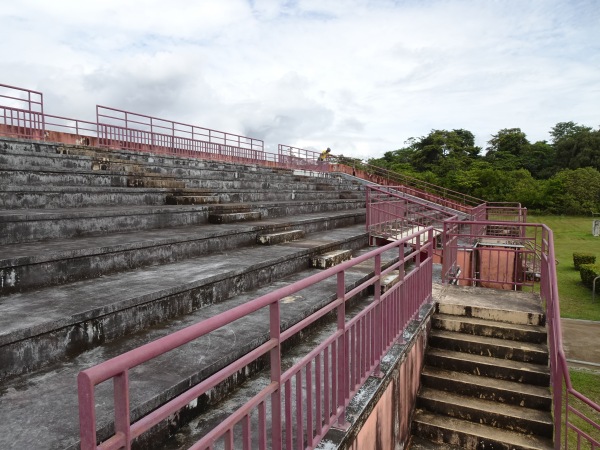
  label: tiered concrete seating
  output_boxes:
[0,137,373,449]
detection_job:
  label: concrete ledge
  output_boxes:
[311,249,352,269]
[166,194,220,205]
[208,211,261,224]
[257,229,304,245]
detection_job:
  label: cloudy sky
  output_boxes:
[1,0,599,159]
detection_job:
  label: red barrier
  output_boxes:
[78,228,434,449]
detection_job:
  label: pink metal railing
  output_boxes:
[337,158,484,210]
[276,144,337,175]
[0,84,45,139]
[541,226,600,449]
[78,228,434,450]
[366,185,460,247]
[440,220,541,291]
[439,220,600,447]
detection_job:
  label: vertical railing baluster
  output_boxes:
[270,302,282,449]
[114,370,131,450]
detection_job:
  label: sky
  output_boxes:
[1,0,599,159]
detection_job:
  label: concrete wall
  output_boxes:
[318,303,433,450]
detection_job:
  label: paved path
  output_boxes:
[561,318,600,371]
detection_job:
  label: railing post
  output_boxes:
[269,302,282,449]
[373,254,382,376]
[114,371,132,450]
[78,372,97,450]
[336,271,349,428]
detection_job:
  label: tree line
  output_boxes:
[365,122,600,215]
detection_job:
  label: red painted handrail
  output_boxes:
[78,228,434,449]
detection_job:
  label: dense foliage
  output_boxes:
[367,122,600,214]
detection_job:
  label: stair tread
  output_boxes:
[433,313,546,334]
[422,366,551,400]
[419,386,553,424]
[427,347,550,375]
[413,410,554,450]
[430,329,548,353]
[409,436,463,450]
[436,285,544,316]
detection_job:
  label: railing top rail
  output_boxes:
[96,105,263,146]
[0,84,44,113]
[357,160,484,206]
[367,185,465,217]
[0,82,43,95]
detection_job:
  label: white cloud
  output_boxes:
[1,0,598,159]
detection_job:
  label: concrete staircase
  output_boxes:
[410,285,554,450]
[0,137,374,449]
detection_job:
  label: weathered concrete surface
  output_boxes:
[0,244,401,450]
[0,225,368,379]
[0,199,365,245]
[561,318,600,370]
[311,249,353,269]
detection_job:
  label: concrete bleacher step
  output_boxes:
[421,366,552,411]
[0,225,369,381]
[0,199,365,245]
[412,410,553,450]
[0,241,401,450]
[0,179,361,209]
[257,229,304,245]
[310,249,353,269]
[0,141,364,193]
[208,210,262,223]
[417,387,553,438]
[166,194,220,205]
[0,210,364,294]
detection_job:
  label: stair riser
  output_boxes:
[412,420,543,450]
[0,200,365,245]
[1,215,363,294]
[425,353,550,386]
[421,374,552,411]
[436,303,545,326]
[429,335,549,365]
[0,235,368,381]
[0,168,345,190]
[417,397,553,438]
[0,190,169,209]
[0,189,357,210]
[432,317,547,344]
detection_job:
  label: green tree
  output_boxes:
[551,122,600,172]
[546,167,600,215]
[521,141,556,179]
[485,128,530,171]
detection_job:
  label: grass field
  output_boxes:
[529,215,600,321]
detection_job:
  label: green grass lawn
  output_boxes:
[529,215,600,321]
